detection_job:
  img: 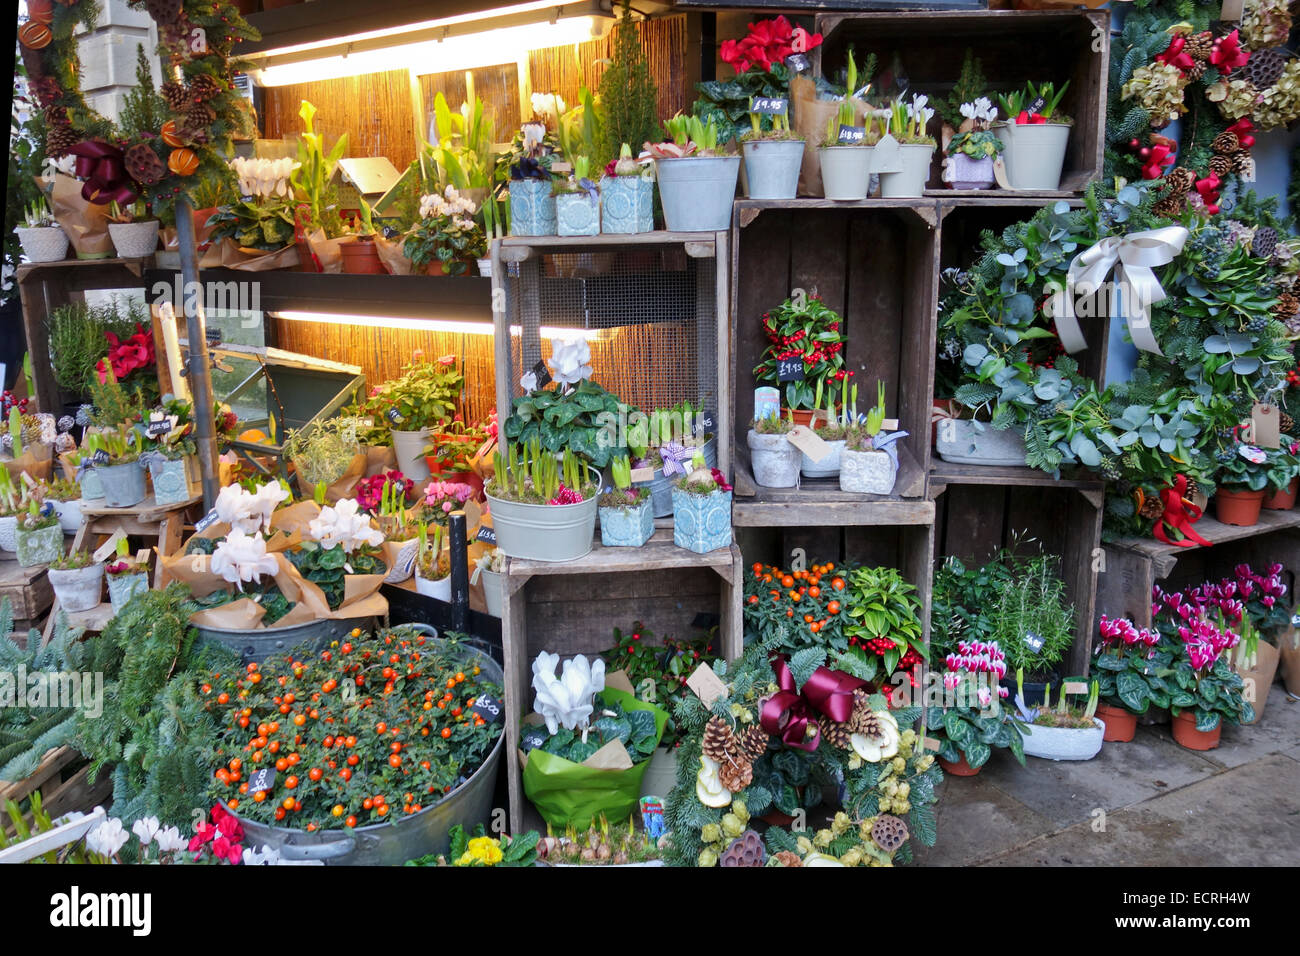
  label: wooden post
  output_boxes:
[173,195,220,509]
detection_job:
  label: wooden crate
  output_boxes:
[0,746,112,834]
[0,561,53,626]
[729,199,939,527]
[814,9,1108,196]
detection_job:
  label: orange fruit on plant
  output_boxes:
[345,815,358,828]
[253,790,267,803]
[441,727,452,739]
[781,575,794,588]
[827,600,840,614]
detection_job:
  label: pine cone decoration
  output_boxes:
[189,74,223,103]
[42,104,68,127]
[819,718,854,751]
[1152,195,1186,219]
[1185,61,1207,81]
[1166,167,1196,193]
[1138,494,1165,520]
[1243,47,1288,89]
[1274,291,1300,324]
[1212,130,1242,155]
[702,717,738,763]
[161,80,191,112]
[772,850,803,867]
[1185,32,1213,61]
[871,814,909,853]
[853,705,885,740]
[1209,154,1233,177]
[1254,226,1279,260]
[717,757,754,793]
[125,142,167,185]
[847,688,872,734]
[738,725,768,761]
[145,0,183,23]
[45,123,79,159]
[719,829,766,867]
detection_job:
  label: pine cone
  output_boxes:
[1212,130,1242,155]
[702,717,738,763]
[1274,291,1299,324]
[189,74,223,103]
[819,718,854,751]
[124,142,167,185]
[717,757,754,793]
[1281,411,1296,434]
[1244,47,1287,89]
[45,123,79,159]
[853,706,885,740]
[1234,152,1255,176]
[1185,32,1213,60]
[1254,226,1279,260]
[847,688,872,734]
[1166,167,1196,193]
[145,0,183,24]
[719,829,766,867]
[43,104,68,127]
[1185,61,1207,80]
[738,725,768,761]
[161,80,191,112]
[1209,154,1233,177]
[871,814,909,853]
[1138,494,1165,520]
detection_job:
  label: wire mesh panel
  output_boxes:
[500,246,720,419]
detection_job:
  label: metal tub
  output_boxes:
[194,615,376,664]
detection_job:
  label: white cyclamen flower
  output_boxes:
[973,97,996,122]
[250,481,290,534]
[215,484,262,535]
[531,652,605,735]
[548,337,593,387]
[132,817,161,847]
[154,826,187,854]
[242,845,282,866]
[308,498,384,553]
[211,529,279,590]
[519,371,539,392]
[87,818,129,858]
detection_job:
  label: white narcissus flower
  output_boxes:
[132,816,161,846]
[531,652,605,734]
[154,826,187,854]
[87,817,129,858]
[308,498,384,553]
[548,337,593,387]
[211,528,279,590]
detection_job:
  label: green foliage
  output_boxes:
[938,49,988,129]
[45,301,141,395]
[599,1,660,161]
[752,295,849,410]
[291,100,349,237]
[6,60,49,304]
[286,543,385,610]
[363,356,465,431]
[207,196,296,251]
[118,44,166,141]
[520,693,659,764]
[503,379,626,467]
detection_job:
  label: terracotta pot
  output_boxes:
[789,409,817,428]
[1171,710,1221,751]
[1263,477,1298,510]
[424,456,444,476]
[339,235,388,274]
[1095,702,1137,742]
[1279,628,1300,697]
[1234,639,1280,723]
[1214,486,1265,527]
[938,752,981,776]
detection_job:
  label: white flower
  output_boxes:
[547,337,593,387]
[215,484,261,535]
[250,481,290,533]
[229,156,298,199]
[531,92,566,122]
[308,498,384,553]
[154,826,187,854]
[211,528,279,590]
[521,121,546,152]
[531,652,605,734]
[86,817,129,858]
[242,845,283,866]
[909,93,929,115]
[132,817,161,846]
[519,371,538,392]
[973,97,996,122]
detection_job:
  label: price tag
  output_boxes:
[777,356,805,382]
[91,448,110,464]
[922,736,942,752]
[195,508,221,533]
[92,529,127,564]
[386,407,404,425]
[530,360,552,390]
[247,768,276,795]
[686,662,727,708]
[145,415,174,438]
[469,691,504,724]
[784,53,810,73]
[1026,95,1046,116]
[475,525,497,546]
[1252,403,1280,449]
[1291,612,1300,627]
[992,156,1014,190]
[693,409,717,436]
[786,425,833,462]
[755,387,781,422]
[629,466,655,483]
[1063,681,1089,695]
[836,124,866,144]
[1023,631,1045,654]
[751,96,788,115]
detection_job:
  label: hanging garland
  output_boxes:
[18,0,259,210]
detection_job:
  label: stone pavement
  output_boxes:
[914,679,1300,866]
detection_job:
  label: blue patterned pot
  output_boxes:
[108,571,150,613]
[149,457,191,505]
[671,487,732,554]
[599,497,654,547]
[508,179,557,236]
[600,175,653,234]
[556,191,600,236]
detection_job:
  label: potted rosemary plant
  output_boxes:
[598,455,653,548]
[15,501,62,568]
[486,440,599,562]
[670,450,733,554]
[48,549,104,612]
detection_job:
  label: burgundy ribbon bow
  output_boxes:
[1153,475,1211,548]
[69,140,137,206]
[760,654,866,752]
[1015,111,1048,125]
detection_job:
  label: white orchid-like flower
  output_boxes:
[519,370,539,393]
[86,817,129,858]
[211,528,279,590]
[531,92,566,123]
[308,497,385,554]
[531,652,605,734]
[547,337,593,387]
[154,826,187,854]
[230,156,298,199]
[132,816,161,846]
[250,481,290,533]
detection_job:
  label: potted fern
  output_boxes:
[15,194,69,263]
[646,114,739,232]
[106,199,161,259]
[994,81,1072,191]
[747,412,800,488]
[598,455,653,548]
[840,381,905,495]
[413,522,452,601]
[15,501,62,568]
[486,440,599,562]
[670,450,732,555]
[1014,673,1105,761]
[48,549,104,612]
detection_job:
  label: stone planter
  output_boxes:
[508,179,557,236]
[79,467,105,501]
[599,497,654,547]
[654,156,740,232]
[49,563,104,612]
[51,498,85,534]
[995,122,1071,191]
[16,522,63,568]
[148,457,192,505]
[839,447,896,495]
[817,145,871,201]
[945,151,996,190]
[555,191,600,237]
[747,430,799,488]
[107,571,150,613]
[671,487,732,554]
[935,419,1027,466]
[878,144,934,198]
[742,139,805,200]
[801,438,845,479]
[1019,718,1105,761]
[107,220,161,259]
[0,515,16,555]
[97,461,147,508]
[15,225,69,263]
[600,176,654,234]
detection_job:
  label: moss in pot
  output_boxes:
[598,456,653,548]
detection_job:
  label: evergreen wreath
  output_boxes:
[18,0,258,211]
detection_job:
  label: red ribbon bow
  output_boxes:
[1195,171,1222,215]
[760,654,866,752]
[69,140,137,206]
[1015,111,1048,125]
[1226,117,1256,149]
[1210,29,1250,71]
[1141,144,1177,180]
[1156,36,1195,72]
[1153,475,1212,548]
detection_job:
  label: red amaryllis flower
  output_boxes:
[1210,29,1250,71]
[95,323,156,383]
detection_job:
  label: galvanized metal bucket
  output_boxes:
[194,615,376,664]
[231,635,505,865]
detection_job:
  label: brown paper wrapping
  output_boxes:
[374,235,417,276]
[211,238,302,272]
[293,452,368,503]
[791,76,870,197]
[43,174,114,258]
[306,229,344,274]
[363,444,399,475]
[3,444,54,483]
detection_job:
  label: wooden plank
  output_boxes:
[1107,508,1300,575]
[498,232,717,256]
[735,198,938,213]
[897,209,938,493]
[0,746,80,805]
[506,529,735,578]
[1060,490,1103,677]
[715,229,733,477]
[500,577,528,835]
[0,562,53,621]
[1095,545,1156,630]
[731,206,791,452]
[931,460,1104,489]
[790,210,848,315]
[846,212,905,425]
[937,484,1007,565]
[733,496,935,528]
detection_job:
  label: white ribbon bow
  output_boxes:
[1052,226,1189,356]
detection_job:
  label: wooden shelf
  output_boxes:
[1107,509,1300,575]
[80,493,203,524]
[934,192,1089,207]
[504,529,738,582]
[734,198,938,228]
[15,256,153,280]
[56,602,116,634]
[931,460,1105,493]
[497,231,719,262]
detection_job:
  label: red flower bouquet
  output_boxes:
[95,323,156,384]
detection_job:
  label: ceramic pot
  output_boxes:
[599,497,654,547]
[995,121,1071,190]
[476,257,492,278]
[0,515,16,554]
[945,152,996,189]
[747,430,799,488]
[671,487,732,554]
[478,568,504,618]
[800,439,845,478]
[654,156,740,231]
[817,145,871,200]
[97,461,147,508]
[49,563,104,612]
[16,523,63,568]
[878,144,934,198]
[839,447,897,494]
[599,175,654,233]
[1263,477,1297,510]
[107,220,160,259]
[742,139,805,200]
[1095,702,1137,742]
[1019,718,1104,761]
[508,179,557,236]
[107,570,150,613]
[1171,710,1221,751]
[935,419,1027,466]
[632,437,718,517]
[1214,486,1265,527]
[148,457,191,505]
[414,570,452,601]
[15,225,69,262]
[52,498,84,534]
[390,428,431,484]
[555,191,600,236]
